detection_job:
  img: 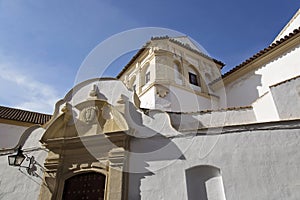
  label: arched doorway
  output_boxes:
[62,172,106,200]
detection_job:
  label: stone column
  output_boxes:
[107,148,126,200]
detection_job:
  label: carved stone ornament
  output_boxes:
[117,94,127,104]
[89,84,98,98]
[61,103,72,124]
[156,85,169,98]
[153,46,160,52]
[80,106,99,124]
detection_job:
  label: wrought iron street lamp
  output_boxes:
[8,146,26,166]
[7,146,47,177]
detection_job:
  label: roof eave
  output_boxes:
[210,26,300,88]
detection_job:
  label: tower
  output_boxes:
[117,36,224,112]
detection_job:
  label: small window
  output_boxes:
[189,72,198,86]
[145,72,150,84]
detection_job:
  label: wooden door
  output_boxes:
[62,172,106,200]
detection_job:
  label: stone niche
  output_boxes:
[185,165,226,200]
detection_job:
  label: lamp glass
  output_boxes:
[8,150,26,166]
[8,155,15,166]
[15,154,26,166]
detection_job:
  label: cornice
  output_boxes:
[211,27,300,90]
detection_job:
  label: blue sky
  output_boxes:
[0,0,299,114]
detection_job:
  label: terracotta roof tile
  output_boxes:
[167,106,253,115]
[116,46,148,79]
[210,26,300,85]
[270,74,300,88]
[0,105,52,125]
[223,27,300,77]
[168,38,225,67]
[116,36,225,79]
[141,106,252,115]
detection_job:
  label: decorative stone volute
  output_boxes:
[156,84,169,98]
[89,84,98,98]
[61,103,73,124]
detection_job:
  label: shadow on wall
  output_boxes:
[168,112,204,131]
[270,75,300,120]
[127,132,186,199]
[126,102,187,199]
[226,43,300,108]
[226,72,262,108]
[186,165,226,200]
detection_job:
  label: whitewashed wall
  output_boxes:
[220,44,300,108]
[0,127,47,200]
[252,92,280,122]
[273,9,300,42]
[128,124,300,200]
[140,87,156,109]
[169,107,256,131]
[152,85,218,112]
[270,76,300,120]
[0,123,28,149]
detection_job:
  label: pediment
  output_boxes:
[41,100,129,143]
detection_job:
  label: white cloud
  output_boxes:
[0,1,142,114]
[0,57,60,114]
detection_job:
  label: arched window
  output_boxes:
[62,172,106,200]
[185,165,226,200]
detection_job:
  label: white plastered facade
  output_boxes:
[1,9,300,200]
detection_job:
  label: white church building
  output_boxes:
[0,9,300,200]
